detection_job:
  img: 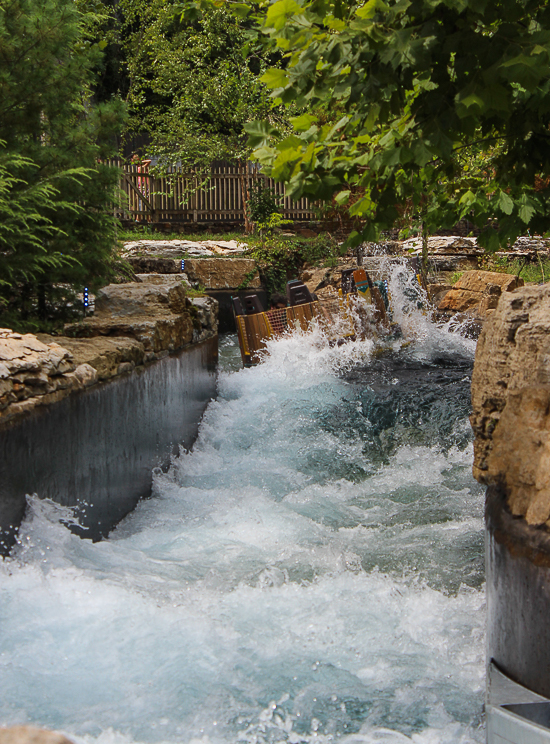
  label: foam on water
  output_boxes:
[0,293,485,744]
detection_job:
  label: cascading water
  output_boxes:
[0,269,486,744]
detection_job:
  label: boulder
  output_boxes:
[301,267,331,294]
[438,270,523,318]
[127,256,180,274]
[427,283,452,304]
[189,296,219,343]
[0,727,73,744]
[94,282,188,317]
[65,283,195,351]
[184,258,260,289]
[470,284,550,524]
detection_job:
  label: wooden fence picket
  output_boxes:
[105,159,317,223]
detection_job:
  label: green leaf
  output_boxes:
[518,196,536,224]
[349,196,373,217]
[290,113,318,131]
[344,230,365,249]
[229,3,251,18]
[260,68,289,89]
[478,228,501,253]
[497,191,514,215]
[266,0,303,30]
[364,104,380,132]
[456,93,484,116]
[245,121,281,148]
[459,190,476,206]
[411,140,433,167]
[334,190,351,205]
[356,0,388,20]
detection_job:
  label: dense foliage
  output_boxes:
[242,0,550,252]
[122,3,282,168]
[0,0,125,329]
[83,0,293,229]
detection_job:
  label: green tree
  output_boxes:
[239,0,550,264]
[0,0,125,328]
[120,1,290,230]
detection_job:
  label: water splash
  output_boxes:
[0,281,485,744]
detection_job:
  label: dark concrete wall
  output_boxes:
[486,485,550,699]
[0,336,217,554]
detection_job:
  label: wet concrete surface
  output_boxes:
[0,337,217,554]
[486,485,550,699]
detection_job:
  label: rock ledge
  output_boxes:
[0,280,217,429]
[470,284,550,525]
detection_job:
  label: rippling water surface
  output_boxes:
[0,291,486,744]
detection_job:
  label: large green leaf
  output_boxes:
[265,0,303,30]
[260,68,289,89]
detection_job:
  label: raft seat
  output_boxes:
[287,282,313,306]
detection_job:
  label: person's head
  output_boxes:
[270,293,287,309]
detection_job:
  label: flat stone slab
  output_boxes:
[38,335,147,381]
[382,234,550,257]
[135,273,191,286]
[400,235,481,254]
[1,279,219,427]
[122,239,248,258]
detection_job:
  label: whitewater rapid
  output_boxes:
[0,316,485,744]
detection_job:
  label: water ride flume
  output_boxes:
[233,266,412,367]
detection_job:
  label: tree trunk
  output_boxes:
[37,282,47,321]
[238,160,251,233]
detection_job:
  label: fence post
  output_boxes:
[150,174,158,223]
[193,170,198,223]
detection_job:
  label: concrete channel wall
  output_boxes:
[0,337,217,553]
[0,279,218,555]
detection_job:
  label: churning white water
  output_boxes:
[0,290,485,744]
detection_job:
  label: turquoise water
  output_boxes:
[0,309,485,744]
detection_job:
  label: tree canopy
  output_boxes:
[121,2,284,169]
[233,0,550,250]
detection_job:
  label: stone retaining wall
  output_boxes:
[1,287,217,429]
[0,279,218,554]
[470,282,550,700]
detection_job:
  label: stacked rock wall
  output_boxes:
[471,284,550,522]
[470,283,550,699]
[0,331,92,425]
[0,279,218,554]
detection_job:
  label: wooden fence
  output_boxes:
[107,160,317,224]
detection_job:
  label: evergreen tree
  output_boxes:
[0,0,125,329]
